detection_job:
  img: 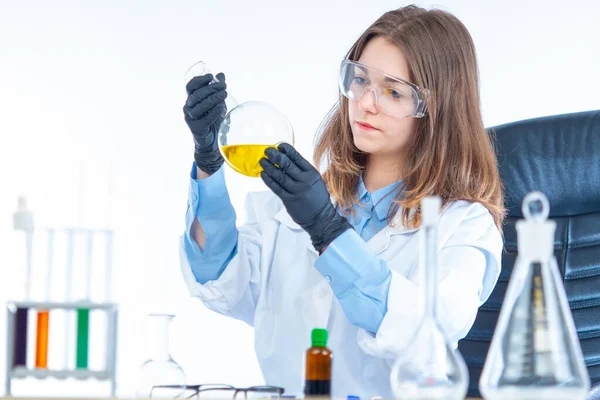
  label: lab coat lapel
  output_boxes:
[273,208,319,257]
[366,208,419,255]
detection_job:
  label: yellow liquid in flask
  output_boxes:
[221,144,275,177]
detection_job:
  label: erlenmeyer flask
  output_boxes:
[184,61,295,178]
[390,196,469,400]
[479,192,590,400]
[136,314,187,399]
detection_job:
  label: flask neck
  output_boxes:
[516,220,556,262]
[422,224,438,319]
[147,314,174,361]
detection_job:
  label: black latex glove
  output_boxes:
[183,73,228,175]
[259,143,352,252]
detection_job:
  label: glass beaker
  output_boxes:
[390,196,469,400]
[184,61,295,178]
[136,314,187,399]
[479,192,590,400]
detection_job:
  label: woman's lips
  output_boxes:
[356,121,379,131]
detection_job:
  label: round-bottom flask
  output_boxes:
[217,101,294,177]
[184,61,294,178]
[136,314,186,399]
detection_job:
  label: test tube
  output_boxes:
[12,198,34,368]
[75,230,93,369]
[35,310,49,369]
[35,229,54,369]
[13,308,28,367]
[76,308,89,369]
[64,229,75,370]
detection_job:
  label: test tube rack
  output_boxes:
[5,301,118,398]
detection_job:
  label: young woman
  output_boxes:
[180,5,505,398]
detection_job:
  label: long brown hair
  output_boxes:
[314,5,505,231]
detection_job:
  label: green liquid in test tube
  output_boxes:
[76,231,93,369]
[76,308,90,368]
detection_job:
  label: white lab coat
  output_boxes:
[179,191,502,399]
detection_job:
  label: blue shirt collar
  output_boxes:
[357,176,403,220]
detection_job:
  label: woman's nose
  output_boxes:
[358,87,378,114]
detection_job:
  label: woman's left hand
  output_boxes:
[259,143,351,252]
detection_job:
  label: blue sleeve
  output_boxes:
[314,229,392,334]
[184,163,238,284]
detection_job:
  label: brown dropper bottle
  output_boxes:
[304,328,332,397]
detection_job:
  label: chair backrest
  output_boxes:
[458,110,600,397]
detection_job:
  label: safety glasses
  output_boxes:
[338,60,429,118]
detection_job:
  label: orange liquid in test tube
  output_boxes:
[35,310,49,369]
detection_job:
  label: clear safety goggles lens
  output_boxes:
[338,60,427,118]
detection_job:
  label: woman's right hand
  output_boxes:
[183,73,228,175]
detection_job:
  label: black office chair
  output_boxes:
[458,110,600,398]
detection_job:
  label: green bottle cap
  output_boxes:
[311,328,328,347]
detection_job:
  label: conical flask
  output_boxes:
[136,314,187,399]
[390,196,469,400]
[479,192,590,400]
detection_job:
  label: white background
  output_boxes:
[0,0,598,397]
